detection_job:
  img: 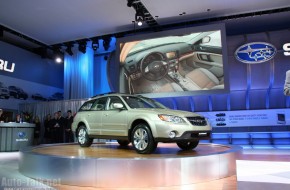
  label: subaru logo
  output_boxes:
[235,42,276,64]
[18,132,26,138]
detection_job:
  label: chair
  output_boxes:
[153,82,184,93]
[185,68,220,90]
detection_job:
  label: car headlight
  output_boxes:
[158,114,185,124]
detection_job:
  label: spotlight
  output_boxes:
[103,37,111,51]
[135,8,144,27]
[137,17,143,26]
[65,44,74,56]
[78,41,87,54]
[54,53,63,63]
[53,46,63,63]
[91,39,99,51]
[55,57,62,63]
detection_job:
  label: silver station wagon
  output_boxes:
[72,93,212,154]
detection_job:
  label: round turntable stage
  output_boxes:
[19,143,242,188]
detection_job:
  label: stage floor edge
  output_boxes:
[19,143,242,188]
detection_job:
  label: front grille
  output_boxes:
[186,116,207,126]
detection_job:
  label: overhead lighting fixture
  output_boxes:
[55,57,62,63]
[78,41,87,54]
[135,8,144,26]
[136,17,143,26]
[179,12,186,16]
[127,0,134,7]
[54,52,63,63]
[91,39,99,51]
[34,47,47,59]
[103,37,111,51]
[65,44,74,56]
[53,46,63,63]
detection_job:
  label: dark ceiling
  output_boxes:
[0,0,290,57]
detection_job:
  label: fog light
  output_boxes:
[168,131,176,138]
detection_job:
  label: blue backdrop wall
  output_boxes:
[0,41,64,110]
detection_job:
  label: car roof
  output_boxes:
[89,93,140,100]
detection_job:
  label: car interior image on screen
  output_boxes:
[118,26,226,97]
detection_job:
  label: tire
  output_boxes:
[117,140,130,146]
[131,123,157,154]
[77,125,93,147]
[176,140,199,151]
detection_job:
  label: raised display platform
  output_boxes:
[19,143,242,188]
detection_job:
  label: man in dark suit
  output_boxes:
[65,110,74,143]
[50,111,65,143]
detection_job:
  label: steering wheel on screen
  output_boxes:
[140,52,169,81]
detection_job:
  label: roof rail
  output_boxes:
[90,92,130,98]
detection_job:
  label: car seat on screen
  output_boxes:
[185,68,220,90]
[153,82,184,93]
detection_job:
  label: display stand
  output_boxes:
[19,143,242,188]
[0,122,35,151]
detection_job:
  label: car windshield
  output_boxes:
[122,96,167,109]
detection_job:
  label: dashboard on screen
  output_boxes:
[116,23,229,98]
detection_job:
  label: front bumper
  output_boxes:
[155,131,211,142]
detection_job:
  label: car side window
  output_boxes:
[107,96,124,110]
[91,97,108,111]
[79,99,95,111]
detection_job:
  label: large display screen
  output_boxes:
[116,24,229,98]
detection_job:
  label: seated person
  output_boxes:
[14,114,21,123]
[0,109,8,122]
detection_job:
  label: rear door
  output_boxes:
[83,97,107,135]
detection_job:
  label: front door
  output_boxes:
[101,96,128,136]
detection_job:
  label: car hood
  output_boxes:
[131,108,202,118]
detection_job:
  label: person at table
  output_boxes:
[14,114,21,123]
[0,109,8,122]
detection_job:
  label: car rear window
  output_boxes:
[79,100,95,111]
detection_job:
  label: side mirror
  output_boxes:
[202,36,211,44]
[113,103,124,109]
